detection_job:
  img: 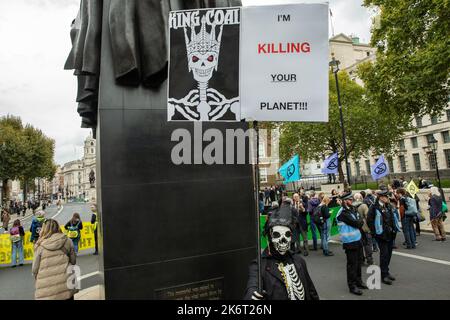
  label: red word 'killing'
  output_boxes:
[258,42,311,54]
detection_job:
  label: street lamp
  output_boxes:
[330,53,351,187]
[429,135,441,189]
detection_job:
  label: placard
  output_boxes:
[168,8,241,121]
[240,4,329,122]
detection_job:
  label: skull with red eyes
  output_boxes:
[188,52,218,82]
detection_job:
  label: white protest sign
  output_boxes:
[240,4,329,122]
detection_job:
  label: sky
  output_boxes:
[0,0,375,166]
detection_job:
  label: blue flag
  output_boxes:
[371,154,389,180]
[322,153,338,174]
[278,154,301,183]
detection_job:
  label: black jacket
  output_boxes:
[244,250,319,300]
[336,206,363,250]
[367,201,397,241]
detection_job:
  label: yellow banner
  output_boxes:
[406,180,419,198]
[0,222,96,266]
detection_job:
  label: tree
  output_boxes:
[361,0,450,117]
[0,115,56,202]
[279,72,413,183]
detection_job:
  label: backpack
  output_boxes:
[10,226,21,243]
[404,197,418,216]
[312,205,324,226]
[67,222,80,239]
[34,219,44,237]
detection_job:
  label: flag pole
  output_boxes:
[253,120,262,292]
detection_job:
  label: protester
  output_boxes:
[30,211,46,243]
[10,219,25,267]
[429,187,446,241]
[32,219,77,300]
[293,193,308,256]
[328,189,340,208]
[397,188,417,249]
[367,187,401,285]
[389,193,400,249]
[318,196,333,256]
[1,209,11,231]
[336,191,367,295]
[353,193,373,265]
[65,213,83,254]
[245,205,319,300]
[307,191,320,251]
[90,204,99,255]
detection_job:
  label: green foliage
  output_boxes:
[0,115,56,184]
[279,72,412,181]
[362,0,450,117]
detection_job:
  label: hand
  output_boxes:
[251,290,267,300]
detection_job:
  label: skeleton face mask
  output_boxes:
[270,226,292,255]
[188,52,218,82]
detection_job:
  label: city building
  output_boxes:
[259,128,281,187]
[61,134,97,202]
[330,33,450,183]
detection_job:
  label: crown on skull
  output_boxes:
[184,16,223,56]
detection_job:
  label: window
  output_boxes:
[429,153,436,170]
[431,115,439,125]
[316,163,321,169]
[411,137,418,148]
[398,140,405,150]
[442,131,450,144]
[426,134,435,145]
[447,109,450,121]
[260,168,268,183]
[415,117,422,127]
[355,161,361,176]
[365,160,371,175]
[413,154,421,171]
[388,157,394,173]
[366,51,370,57]
[258,141,266,158]
[445,149,450,168]
[91,148,94,154]
[399,155,407,172]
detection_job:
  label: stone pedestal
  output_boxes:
[96,0,256,299]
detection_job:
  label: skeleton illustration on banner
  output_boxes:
[168,9,240,121]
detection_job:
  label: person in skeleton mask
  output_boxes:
[244,204,319,300]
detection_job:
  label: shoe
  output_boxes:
[323,251,334,256]
[433,239,442,241]
[19,264,23,266]
[303,251,309,257]
[11,265,16,268]
[349,288,363,295]
[382,277,393,285]
[387,274,396,281]
[442,238,447,242]
[357,283,368,290]
[402,241,407,246]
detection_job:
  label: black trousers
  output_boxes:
[345,244,363,289]
[376,238,393,278]
[94,229,98,253]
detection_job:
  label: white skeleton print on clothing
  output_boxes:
[278,262,305,300]
[168,16,239,121]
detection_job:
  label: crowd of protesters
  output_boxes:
[257,180,447,298]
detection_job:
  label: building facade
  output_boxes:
[61,134,97,202]
[330,33,450,184]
